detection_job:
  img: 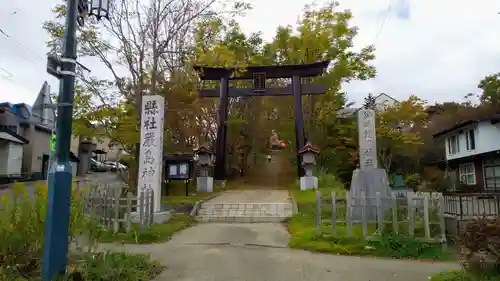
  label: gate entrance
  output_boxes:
[194,61,330,181]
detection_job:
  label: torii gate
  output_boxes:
[194,61,330,181]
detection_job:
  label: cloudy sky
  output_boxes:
[0,0,500,107]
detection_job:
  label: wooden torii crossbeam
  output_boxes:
[194,60,331,181]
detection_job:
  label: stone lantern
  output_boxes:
[298,142,319,191]
[194,144,213,192]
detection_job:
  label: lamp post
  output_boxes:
[42,0,109,280]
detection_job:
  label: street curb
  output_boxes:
[289,191,298,215]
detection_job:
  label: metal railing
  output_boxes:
[443,192,500,219]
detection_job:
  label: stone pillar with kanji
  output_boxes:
[298,142,319,191]
[130,95,171,224]
[194,144,214,193]
[349,108,391,222]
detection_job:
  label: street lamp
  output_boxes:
[42,0,110,280]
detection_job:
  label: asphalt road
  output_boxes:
[101,223,459,281]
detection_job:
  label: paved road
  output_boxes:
[103,223,459,281]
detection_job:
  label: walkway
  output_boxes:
[109,223,459,281]
[206,189,291,203]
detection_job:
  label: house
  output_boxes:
[0,125,29,179]
[432,114,500,192]
[337,93,398,117]
[70,126,126,175]
[0,82,80,179]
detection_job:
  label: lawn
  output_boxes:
[289,185,453,260]
[98,214,196,244]
[430,270,500,281]
[162,181,226,210]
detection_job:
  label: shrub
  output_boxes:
[64,252,164,281]
[461,217,500,275]
[316,168,345,192]
[0,182,165,280]
[0,182,97,279]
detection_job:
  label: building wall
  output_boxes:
[0,140,23,175]
[449,157,484,192]
[0,109,21,134]
[29,127,51,174]
[7,142,23,175]
[0,140,9,175]
[445,121,500,161]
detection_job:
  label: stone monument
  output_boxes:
[349,109,391,221]
[298,142,319,191]
[194,144,214,193]
[132,95,171,224]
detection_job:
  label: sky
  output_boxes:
[0,0,500,107]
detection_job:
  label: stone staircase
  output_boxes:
[196,202,293,223]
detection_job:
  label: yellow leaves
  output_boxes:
[376,96,429,162]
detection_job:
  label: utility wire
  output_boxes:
[373,0,394,45]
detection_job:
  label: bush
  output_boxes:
[64,252,164,281]
[461,217,500,275]
[0,182,92,279]
[0,182,163,280]
[316,168,345,191]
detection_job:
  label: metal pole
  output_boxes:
[42,0,78,279]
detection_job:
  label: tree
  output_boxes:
[376,95,428,172]
[479,73,500,110]
[44,0,377,183]
[363,93,376,110]
[44,0,250,149]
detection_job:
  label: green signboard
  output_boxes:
[50,134,56,152]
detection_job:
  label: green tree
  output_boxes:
[376,95,428,172]
[43,0,250,150]
[479,73,500,109]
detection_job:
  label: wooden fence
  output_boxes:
[81,185,154,233]
[315,190,447,244]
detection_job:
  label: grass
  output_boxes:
[288,173,453,260]
[98,214,196,244]
[430,270,500,281]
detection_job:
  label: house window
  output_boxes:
[465,130,476,150]
[484,158,500,191]
[459,163,476,185]
[0,125,17,132]
[448,135,459,154]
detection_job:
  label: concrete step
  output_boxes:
[197,209,293,217]
[200,202,293,211]
[195,215,289,223]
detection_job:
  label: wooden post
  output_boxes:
[102,186,109,228]
[376,192,383,233]
[149,189,155,226]
[423,195,430,239]
[214,76,229,181]
[139,191,145,231]
[315,190,321,235]
[407,193,414,236]
[125,192,132,232]
[391,193,398,234]
[331,191,336,235]
[292,75,306,177]
[113,187,120,233]
[346,191,352,237]
[361,190,367,237]
[438,195,447,248]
